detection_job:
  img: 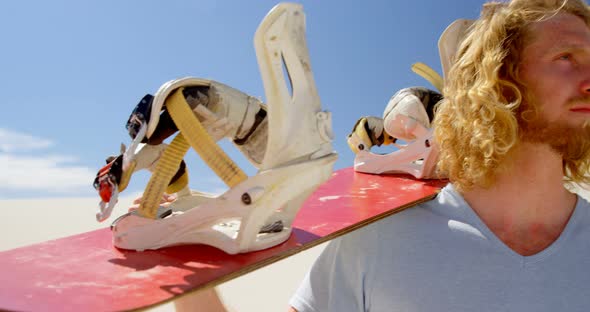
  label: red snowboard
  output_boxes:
[0,167,445,312]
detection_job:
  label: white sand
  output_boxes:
[0,195,324,311]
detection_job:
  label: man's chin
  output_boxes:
[520,120,590,160]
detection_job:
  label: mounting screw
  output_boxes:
[242,193,252,205]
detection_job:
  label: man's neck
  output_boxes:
[461,143,577,256]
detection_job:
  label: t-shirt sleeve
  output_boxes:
[289,228,375,312]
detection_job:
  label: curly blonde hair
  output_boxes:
[434,0,590,191]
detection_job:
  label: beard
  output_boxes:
[518,96,590,163]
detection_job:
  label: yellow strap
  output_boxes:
[356,118,373,147]
[382,133,395,145]
[347,118,372,153]
[166,88,248,187]
[139,134,190,218]
[138,88,247,219]
[117,160,136,193]
[411,62,444,92]
[166,170,189,194]
[347,117,395,154]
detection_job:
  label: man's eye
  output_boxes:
[557,53,572,61]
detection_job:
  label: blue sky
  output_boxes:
[0,1,484,199]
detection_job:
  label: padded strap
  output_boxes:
[411,62,443,92]
[138,88,248,219]
[167,89,247,187]
[139,134,190,218]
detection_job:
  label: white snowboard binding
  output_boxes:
[93,3,337,254]
[347,19,473,179]
[348,88,441,179]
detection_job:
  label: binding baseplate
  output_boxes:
[93,3,337,254]
[348,18,473,179]
[352,114,439,179]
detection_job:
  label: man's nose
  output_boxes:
[578,59,590,94]
[581,77,590,95]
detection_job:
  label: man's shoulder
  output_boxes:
[372,184,468,232]
[334,184,470,252]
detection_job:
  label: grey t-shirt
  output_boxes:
[290,184,590,311]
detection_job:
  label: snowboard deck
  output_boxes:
[0,167,446,311]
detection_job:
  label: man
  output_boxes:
[289,0,590,311]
